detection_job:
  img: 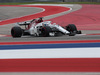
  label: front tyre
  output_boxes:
[66,24,77,32]
[66,24,78,36]
[11,26,22,38]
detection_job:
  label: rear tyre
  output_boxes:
[41,26,52,37]
[11,26,22,38]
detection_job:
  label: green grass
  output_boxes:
[0,2,100,5]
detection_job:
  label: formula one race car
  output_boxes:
[11,17,81,38]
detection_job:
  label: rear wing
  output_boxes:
[17,19,36,26]
[17,22,30,26]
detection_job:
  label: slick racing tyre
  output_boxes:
[66,24,77,32]
[41,26,52,37]
[11,26,22,38]
[66,24,77,36]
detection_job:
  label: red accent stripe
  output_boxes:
[87,33,100,35]
[0,5,70,25]
[0,40,100,45]
[0,58,100,72]
[49,4,100,30]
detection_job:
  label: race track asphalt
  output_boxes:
[0,4,100,42]
[0,4,100,75]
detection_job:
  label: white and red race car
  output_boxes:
[11,17,81,38]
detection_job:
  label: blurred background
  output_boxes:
[0,0,99,2]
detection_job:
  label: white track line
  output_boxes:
[0,34,7,37]
[28,4,74,6]
[0,47,100,59]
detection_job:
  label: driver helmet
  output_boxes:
[38,17,43,22]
